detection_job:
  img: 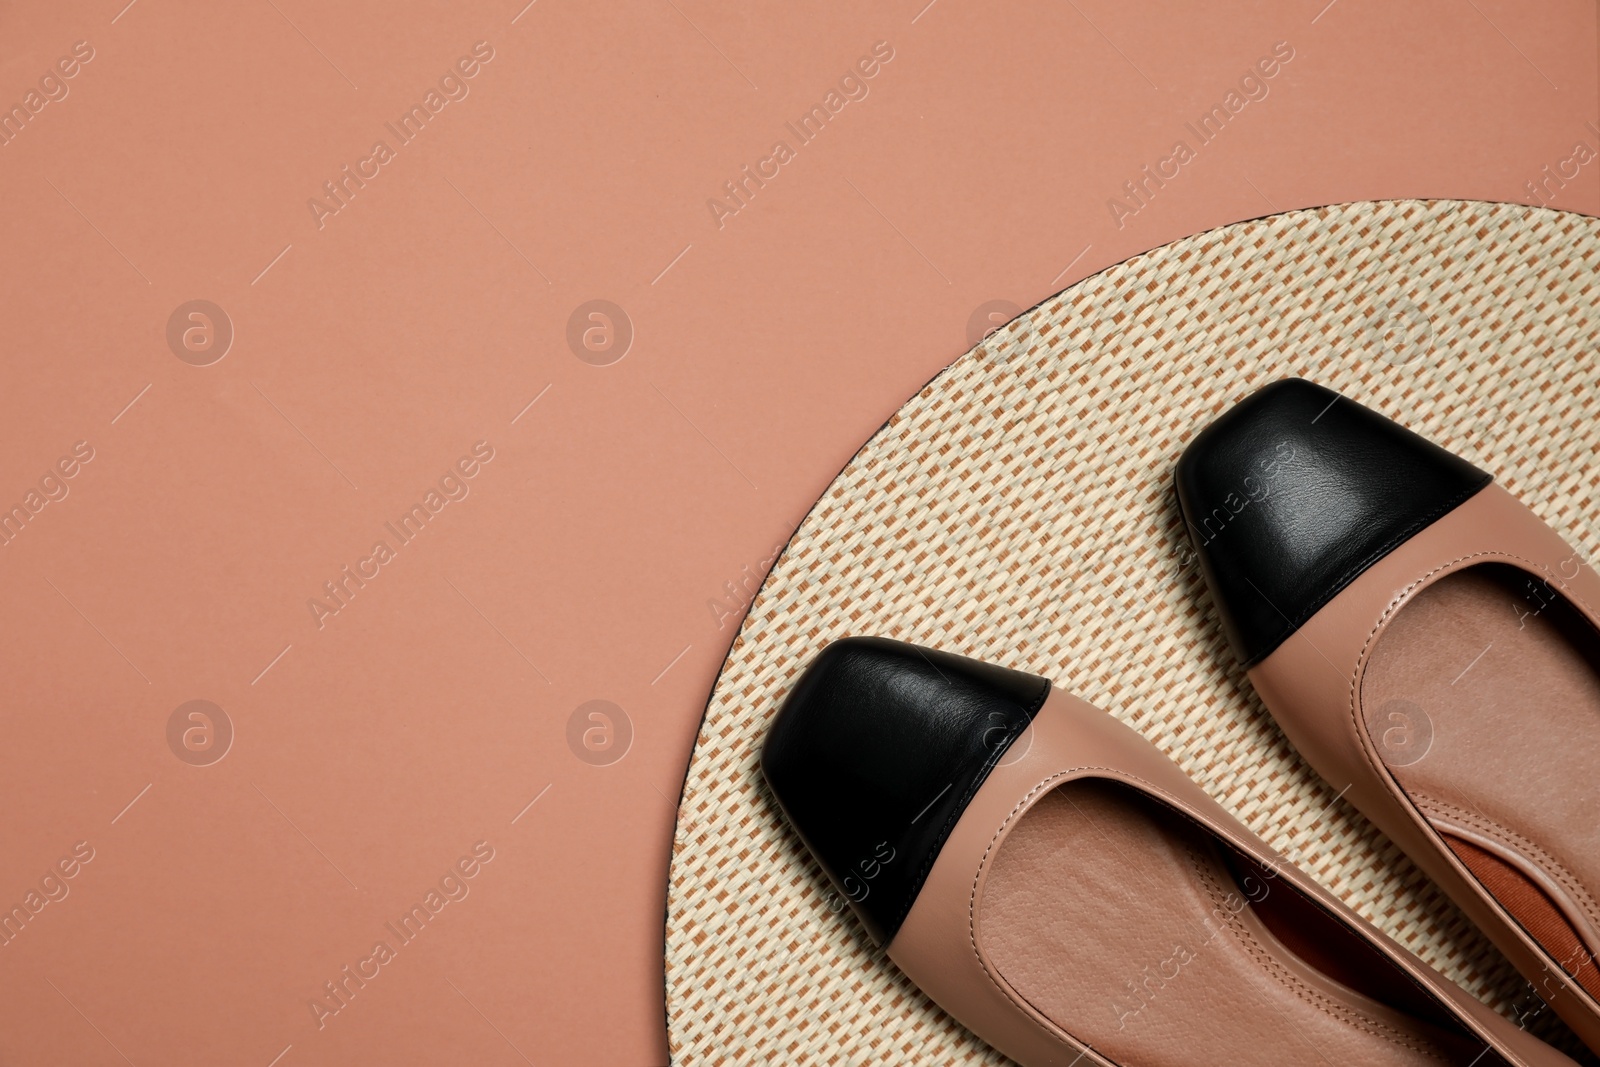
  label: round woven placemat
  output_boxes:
[665,199,1600,1065]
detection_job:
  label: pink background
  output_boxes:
[0,0,1596,1063]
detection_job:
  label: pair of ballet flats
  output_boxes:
[761,379,1600,1067]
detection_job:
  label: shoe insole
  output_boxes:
[1363,563,1600,999]
[979,779,1488,1066]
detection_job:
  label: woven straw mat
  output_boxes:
[665,199,1600,1065]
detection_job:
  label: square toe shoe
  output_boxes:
[1178,378,1600,1051]
[761,636,1574,1067]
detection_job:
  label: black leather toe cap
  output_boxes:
[760,636,1050,945]
[1175,379,1491,668]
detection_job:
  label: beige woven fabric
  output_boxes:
[664,199,1600,1064]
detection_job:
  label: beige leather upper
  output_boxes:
[1249,482,1600,1046]
[888,684,1574,1067]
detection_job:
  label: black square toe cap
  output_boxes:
[1175,379,1491,668]
[760,636,1049,945]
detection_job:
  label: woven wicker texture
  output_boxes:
[664,199,1600,1064]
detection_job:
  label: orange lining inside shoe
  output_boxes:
[1443,832,1600,1003]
